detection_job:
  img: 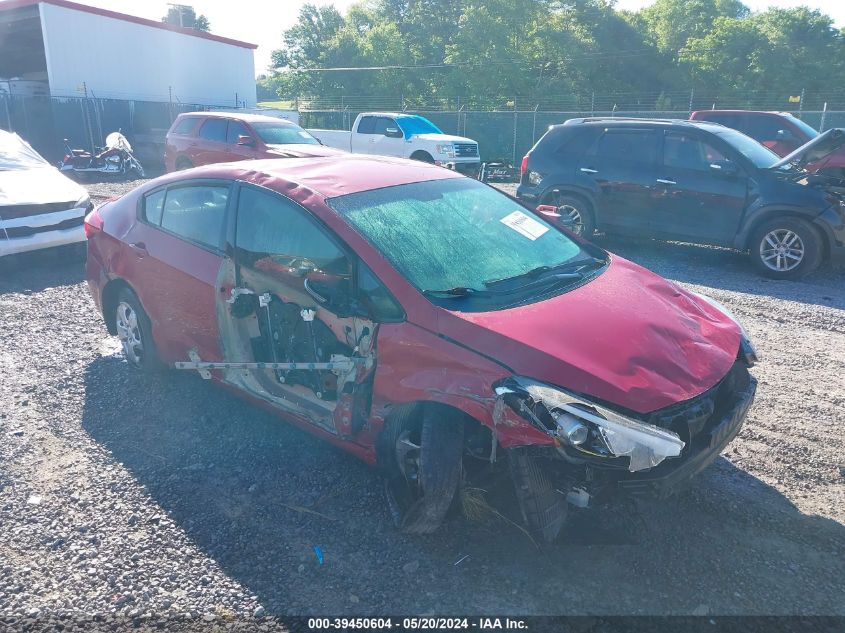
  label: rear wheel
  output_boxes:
[750,217,823,279]
[115,289,162,372]
[541,192,595,237]
[381,405,464,534]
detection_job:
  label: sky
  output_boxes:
[71,0,845,76]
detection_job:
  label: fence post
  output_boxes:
[532,104,539,145]
[820,102,828,132]
[591,92,595,117]
[2,95,11,131]
[798,88,805,118]
[512,97,518,167]
[688,87,694,115]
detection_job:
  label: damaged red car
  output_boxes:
[84,155,758,541]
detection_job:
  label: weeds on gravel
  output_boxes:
[460,486,539,549]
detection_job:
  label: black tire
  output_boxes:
[381,405,464,534]
[508,448,567,542]
[175,157,194,171]
[541,192,595,237]
[749,217,823,280]
[115,288,163,372]
[410,151,435,164]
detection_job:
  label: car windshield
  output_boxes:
[252,122,319,145]
[329,178,600,311]
[396,115,442,138]
[713,127,782,168]
[0,133,50,170]
[786,115,819,139]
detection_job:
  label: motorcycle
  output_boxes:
[59,131,145,180]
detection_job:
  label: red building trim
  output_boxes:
[0,0,258,49]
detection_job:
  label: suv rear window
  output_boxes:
[199,119,228,143]
[172,117,199,136]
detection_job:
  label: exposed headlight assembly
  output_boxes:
[691,291,759,367]
[495,377,685,472]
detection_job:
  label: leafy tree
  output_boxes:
[162,4,210,32]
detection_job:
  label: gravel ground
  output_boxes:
[1,177,843,625]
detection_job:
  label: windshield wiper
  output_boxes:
[483,257,605,288]
[422,286,491,298]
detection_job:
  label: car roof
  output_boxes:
[692,110,794,116]
[177,111,298,125]
[560,117,726,131]
[151,154,464,199]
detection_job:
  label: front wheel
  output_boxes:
[380,405,463,534]
[749,217,823,279]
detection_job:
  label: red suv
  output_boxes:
[84,155,758,541]
[164,111,342,172]
[690,110,845,176]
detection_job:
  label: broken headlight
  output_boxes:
[691,291,759,367]
[494,377,685,472]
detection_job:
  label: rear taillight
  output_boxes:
[84,206,104,239]
[63,154,70,163]
[521,154,529,174]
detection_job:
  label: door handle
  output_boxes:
[129,241,148,257]
[656,178,677,185]
[580,167,598,174]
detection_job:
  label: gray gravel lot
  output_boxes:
[0,177,843,624]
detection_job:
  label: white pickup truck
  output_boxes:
[307,112,481,176]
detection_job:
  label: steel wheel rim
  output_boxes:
[760,229,804,272]
[115,301,143,365]
[557,204,584,235]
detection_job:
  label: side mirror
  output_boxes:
[384,127,403,139]
[236,135,255,146]
[709,160,739,176]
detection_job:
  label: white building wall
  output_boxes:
[39,3,256,106]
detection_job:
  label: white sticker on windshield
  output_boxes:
[500,210,549,241]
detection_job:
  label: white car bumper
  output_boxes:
[0,205,88,257]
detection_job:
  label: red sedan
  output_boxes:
[84,155,758,540]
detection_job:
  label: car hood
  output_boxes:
[264,144,346,158]
[410,133,476,144]
[0,166,87,206]
[435,257,741,414]
[770,127,845,170]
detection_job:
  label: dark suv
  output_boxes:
[517,118,845,279]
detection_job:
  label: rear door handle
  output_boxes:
[580,167,598,174]
[129,241,148,257]
[656,178,677,185]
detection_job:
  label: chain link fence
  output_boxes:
[298,107,845,165]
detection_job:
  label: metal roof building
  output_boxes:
[0,0,257,106]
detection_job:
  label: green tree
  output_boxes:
[638,0,748,56]
[162,4,210,32]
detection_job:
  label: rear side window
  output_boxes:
[586,128,658,164]
[357,116,376,134]
[199,119,228,142]
[226,120,251,144]
[741,116,787,143]
[142,189,166,225]
[663,133,726,171]
[172,117,199,136]
[160,185,229,250]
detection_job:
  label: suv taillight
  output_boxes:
[84,206,104,239]
[521,154,529,174]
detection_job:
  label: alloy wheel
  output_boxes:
[760,229,805,272]
[557,204,584,235]
[115,301,144,365]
